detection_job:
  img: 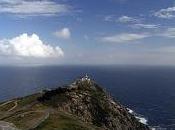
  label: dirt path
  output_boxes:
[0,121,18,130]
[0,101,14,107]
[0,100,18,112]
[8,101,18,112]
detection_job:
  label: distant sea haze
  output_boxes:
[1,65,175,129]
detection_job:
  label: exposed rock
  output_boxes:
[39,75,150,130]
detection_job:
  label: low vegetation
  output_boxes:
[0,77,150,130]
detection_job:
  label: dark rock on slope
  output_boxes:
[38,75,150,130]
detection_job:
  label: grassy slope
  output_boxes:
[32,112,100,130]
[0,93,101,130]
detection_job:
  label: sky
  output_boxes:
[0,0,175,65]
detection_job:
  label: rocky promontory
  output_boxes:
[0,75,150,130]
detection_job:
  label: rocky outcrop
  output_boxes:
[39,76,150,130]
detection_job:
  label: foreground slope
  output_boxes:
[0,76,150,130]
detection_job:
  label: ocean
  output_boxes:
[0,65,175,129]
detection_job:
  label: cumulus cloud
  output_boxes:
[101,33,149,43]
[118,16,140,23]
[154,6,175,19]
[54,28,71,39]
[0,0,70,17]
[0,33,64,58]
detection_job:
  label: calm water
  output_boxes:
[0,65,175,129]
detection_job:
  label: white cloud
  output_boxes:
[0,33,64,58]
[100,27,175,44]
[104,15,114,22]
[101,33,149,43]
[105,15,139,23]
[105,15,159,30]
[160,28,175,38]
[118,16,140,23]
[154,6,175,19]
[0,0,70,17]
[131,24,159,29]
[54,28,71,39]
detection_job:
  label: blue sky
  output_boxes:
[0,0,175,65]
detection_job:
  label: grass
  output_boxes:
[0,93,49,130]
[0,84,108,130]
[17,93,42,107]
[4,111,46,130]
[30,103,48,111]
[0,101,16,112]
[32,112,99,130]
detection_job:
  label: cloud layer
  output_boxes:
[131,24,159,29]
[101,33,149,43]
[0,0,70,17]
[0,33,64,58]
[54,28,71,39]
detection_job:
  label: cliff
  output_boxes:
[0,75,150,130]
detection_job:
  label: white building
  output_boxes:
[81,74,91,82]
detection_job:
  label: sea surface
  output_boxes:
[0,65,175,129]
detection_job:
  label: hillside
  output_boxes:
[0,75,150,130]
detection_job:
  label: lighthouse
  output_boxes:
[81,74,91,82]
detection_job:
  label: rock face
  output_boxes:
[39,76,150,130]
